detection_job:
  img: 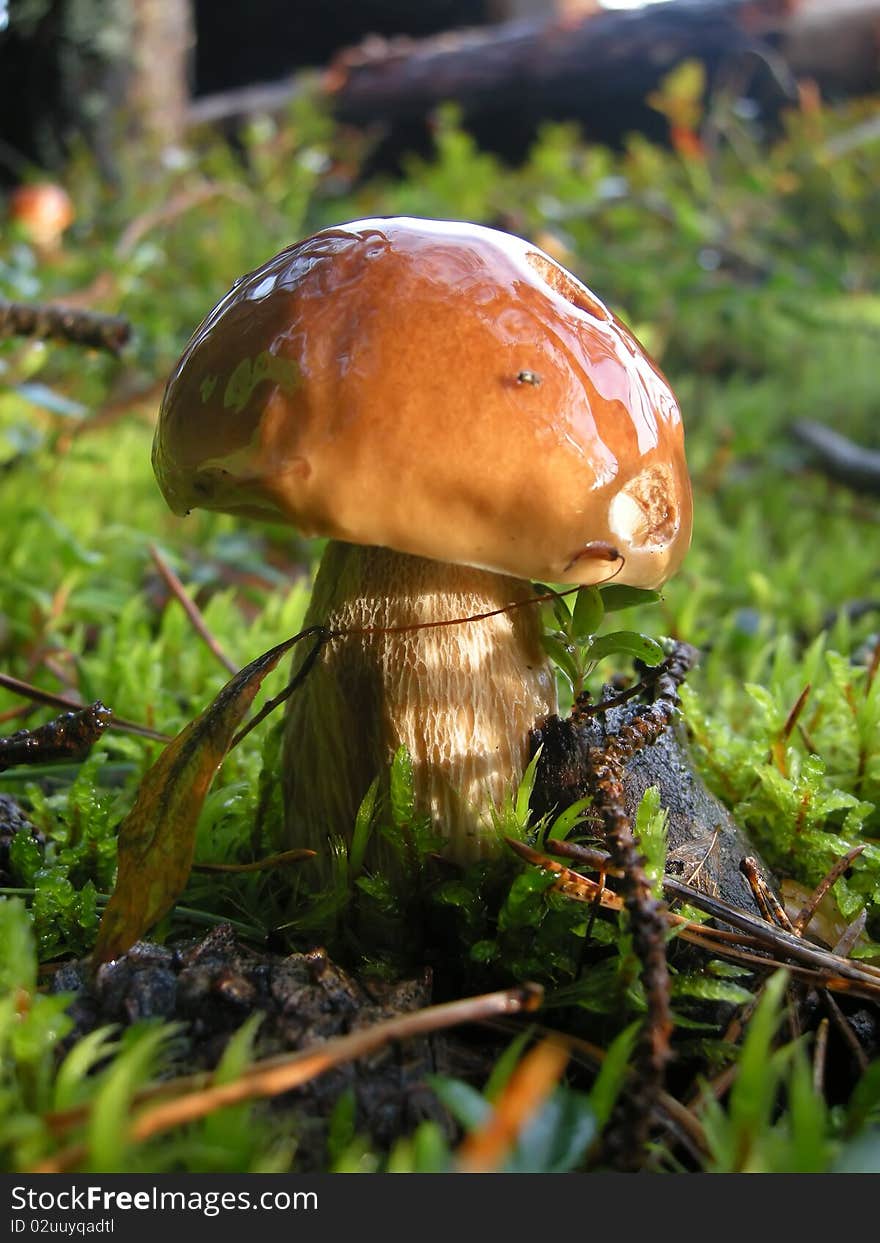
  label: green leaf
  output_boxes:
[589,1022,639,1128]
[540,634,580,689]
[546,796,593,843]
[428,1075,492,1131]
[327,1089,358,1167]
[599,586,662,613]
[514,746,543,829]
[484,1029,534,1103]
[634,786,668,897]
[53,1027,119,1112]
[586,630,665,666]
[390,745,415,831]
[351,777,379,877]
[506,1089,596,1173]
[571,586,604,641]
[86,1024,180,1173]
[0,898,37,992]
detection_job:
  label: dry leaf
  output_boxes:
[93,631,320,964]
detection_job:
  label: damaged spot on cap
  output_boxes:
[525,251,608,320]
[609,464,678,550]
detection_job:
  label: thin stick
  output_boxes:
[149,544,237,675]
[0,672,171,743]
[0,298,130,354]
[192,849,315,874]
[33,983,543,1173]
[812,1018,830,1096]
[0,702,111,773]
[741,856,795,932]
[833,910,867,959]
[821,990,869,1073]
[792,846,865,936]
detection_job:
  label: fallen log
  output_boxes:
[323,0,879,159]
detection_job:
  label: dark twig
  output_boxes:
[812,1018,829,1096]
[791,419,880,498]
[832,910,867,960]
[821,990,869,1073]
[792,846,865,936]
[149,544,238,675]
[192,849,316,874]
[740,856,795,931]
[0,703,112,772]
[580,715,680,1164]
[0,672,170,743]
[570,645,698,1166]
[0,299,131,355]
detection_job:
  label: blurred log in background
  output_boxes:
[0,0,878,185]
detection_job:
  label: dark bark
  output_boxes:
[327,0,795,160]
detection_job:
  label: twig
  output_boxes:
[792,846,865,936]
[457,1038,570,1173]
[33,983,543,1173]
[740,856,795,931]
[821,990,869,1073]
[833,910,867,960]
[149,544,237,675]
[0,703,111,773]
[0,672,171,743]
[552,650,697,1168]
[791,419,880,498]
[0,299,131,355]
[187,74,307,126]
[812,1018,829,1095]
[192,849,315,874]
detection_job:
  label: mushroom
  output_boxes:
[153,217,691,868]
[8,183,75,256]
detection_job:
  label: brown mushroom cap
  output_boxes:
[153,217,691,589]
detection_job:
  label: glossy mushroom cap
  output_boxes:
[153,218,692,589]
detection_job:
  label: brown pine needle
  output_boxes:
[149,544,238,675]
[813,1018,830,1095]
[192,849,316,873]
[457,1038,570,1173]
[33,983,543,1174]
[792,845,865,936]
[511,838,880,1002]
[506,838,623,909]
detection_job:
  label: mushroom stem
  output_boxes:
[281,541,557,869]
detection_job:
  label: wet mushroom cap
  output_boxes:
[153,217,691,589]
